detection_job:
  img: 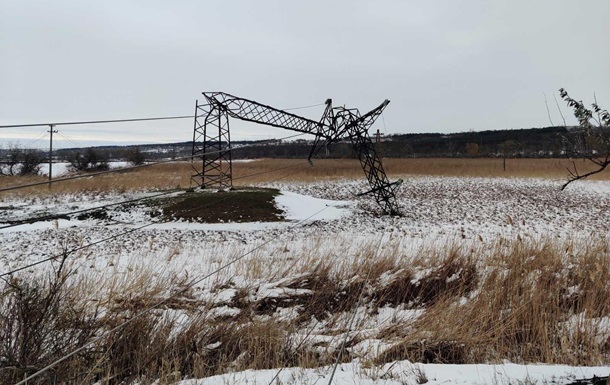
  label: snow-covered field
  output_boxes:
[1,175,610,384]
[3,176,608,268]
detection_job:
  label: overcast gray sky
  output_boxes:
[1,0,609,147]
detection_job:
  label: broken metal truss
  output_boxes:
[191,92,401,215]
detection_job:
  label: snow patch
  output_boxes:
[275,191,354,221]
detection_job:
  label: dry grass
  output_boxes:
[0,162,192,196]
[2,236,609,383]
[377,237,610,366]
[236,157,610,182]
[2,158,609,197]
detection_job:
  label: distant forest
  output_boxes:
[230,126,575,159]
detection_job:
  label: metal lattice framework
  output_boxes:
[190,100,232,189]
[191,92,401,215]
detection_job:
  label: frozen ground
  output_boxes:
[1,175,610,384]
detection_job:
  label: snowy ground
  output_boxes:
[1,175,610,384]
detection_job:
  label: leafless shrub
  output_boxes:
[124,147,145,166]
[67,147,109,172]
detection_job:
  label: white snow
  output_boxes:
[207,306,241,319]
[176,360,610,385]
[276,191,354,221]
[232,159,260,163]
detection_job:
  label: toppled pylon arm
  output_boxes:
[191,91,401,215]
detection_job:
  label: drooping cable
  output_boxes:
[12,176,329,385]
[55,131,86,149]
[0,160,307,231]
[0,132,308,194]
[326,233,386,385]
[0,189,180,231]
[21,132,49,149]
[283,102,327,111]
[0,162,310,278]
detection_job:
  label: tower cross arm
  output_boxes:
[203,92,327,136]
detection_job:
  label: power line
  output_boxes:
[55,131,86,149]
[283,102,327,111]
[0,154,193,193]
[268,249,383,385]
[0,161,306,232]
[264,221,386,385]
[381,111,388,135]
[21,132,49,149]
[0,189,181,231]
[232,162,304,181]
[0,132,308,194]
[0,191,236,277]
[1,101,329,129]
[326,233,386,385]
[0,162,311,278]
[266,317,322,385]
[12,167,326,385]
[0,115,195,129]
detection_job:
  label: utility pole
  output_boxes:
[376,128,384,158]
[48,125,57,186]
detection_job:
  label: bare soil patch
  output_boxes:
[160,187,283,223]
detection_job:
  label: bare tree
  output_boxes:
[19,149,44,176]
[67,147,109,172]
[124,146,145,166]
[465,142,479,156]
[559,88,610,189]
[0,143,43,176]
[4,144,22,176]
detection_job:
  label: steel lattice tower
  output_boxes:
[190,99,232,189]
[190,92,401,215]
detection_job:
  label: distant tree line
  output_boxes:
[230,126,581,159]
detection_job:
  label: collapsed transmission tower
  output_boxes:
[191,92,402,215]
